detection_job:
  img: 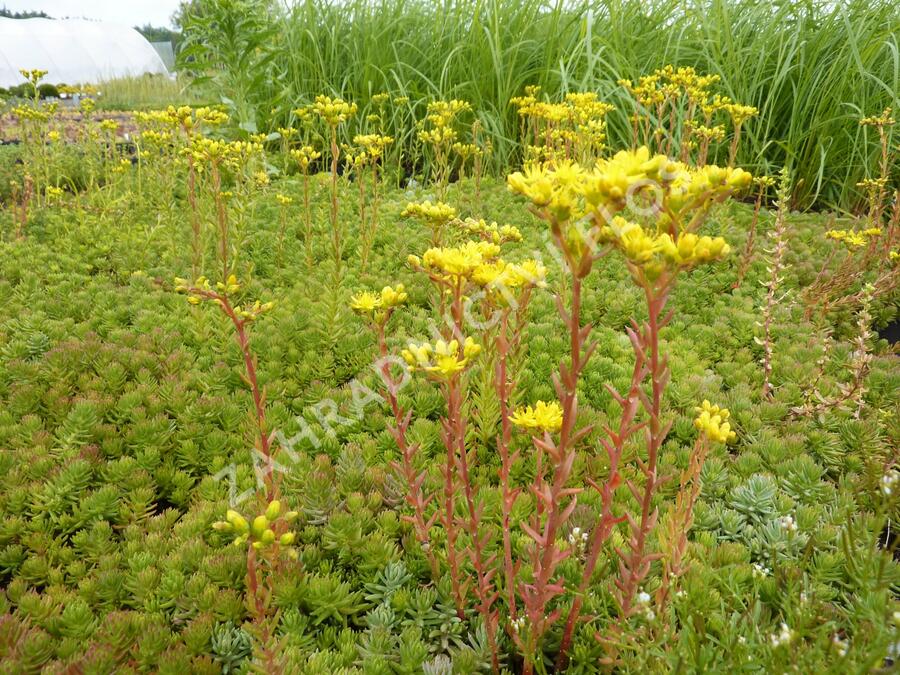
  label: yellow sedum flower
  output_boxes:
[349,291,380,313]
[694,400,736,444]
[401,337,481,378]
[418,241,502,280]
[401,200,458,224]
[349,284,407,322]
[312,95,358,126]
[510,400,564,433]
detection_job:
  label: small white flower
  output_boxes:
[510,616,526,634]
[800,591,809,603]
[738,636,747,645]
[752,563,771,578]
[637,591,651,605]
[778,515,798,533]
[832,635,849,657]
[644,608,656,621]
[769,622,794,648]
[882,470,899,496]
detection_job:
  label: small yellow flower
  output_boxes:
[510,400,564,433]
[350,291,381,313]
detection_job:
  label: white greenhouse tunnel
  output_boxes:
[0,17,169,88]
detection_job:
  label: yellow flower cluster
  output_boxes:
[597,216,731,274]
[619,66,756,128]
[349,284,408,319]
[451,142,482,160]
[290,145,321,172]
[417,99,472,146]
[458,217,522,244]
[19,68,48,85]
[509,400,564,433]
[187,137,263,170]
[174,275,275,320]
[753,175,776,190]
[135,106,228,132]
[312,95,358,126]
[694,400,736,444]
[410,240,501,279]
[726,103,759,126]
[472,258,547,290]
[826,227,881,249]
[11,105,52,122]
[511,89,613,126]
[860,107,895,127]
[212,500,299,556]
[401,200,458,224]
[276,193,293,206]
[511,88,614,159]
[619,66,717,108]
[507,146,751,223]
[401,337,481,378]
[410,240,545,302]
[353,133,394,159]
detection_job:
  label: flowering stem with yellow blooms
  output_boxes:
[175,276,278,501]
[514,227,596,675]
[508,147,751,669]
[312,96,357,280]
[655,402,735,619]
[350,286,442,580]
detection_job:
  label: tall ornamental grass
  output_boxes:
[178,0,899,209]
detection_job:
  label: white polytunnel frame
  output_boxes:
[0,17,169,88]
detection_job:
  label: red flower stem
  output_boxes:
[193,288,276,501]
[616,279,672,615]
[521,257,591,675]
[555,333,646,669]
[378,321,440,580]
[495,310,519,620]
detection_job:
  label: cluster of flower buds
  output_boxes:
[312,95,358,126]
[212,500,299,558]
[19,68,48,85]
[457,217,522,244]
[693,400,736,444]
[174,275,275,320]
[290,145,322,172]
[401,200,458,225]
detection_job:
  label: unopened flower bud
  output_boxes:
[265,500,282,521]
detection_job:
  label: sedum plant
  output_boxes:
[507,146,751,670]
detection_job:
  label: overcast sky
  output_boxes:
[1,1,183,28]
